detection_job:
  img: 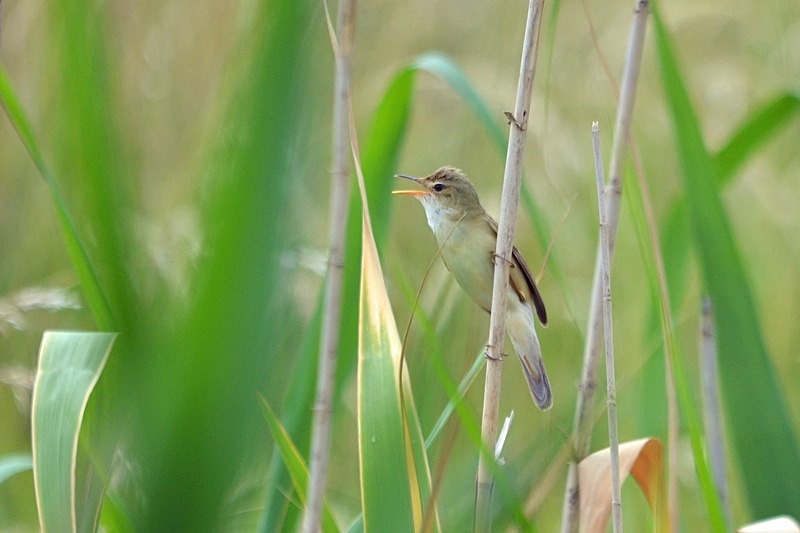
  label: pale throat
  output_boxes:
[419,197,466,241]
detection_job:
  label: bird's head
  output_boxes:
[393,167,483,217]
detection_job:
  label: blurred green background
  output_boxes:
[1,0,798,530]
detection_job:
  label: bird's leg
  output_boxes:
[503,111,524,131]
[490,251,515,268]
[484,343,509,361]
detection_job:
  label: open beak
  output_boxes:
[392,174,427,196]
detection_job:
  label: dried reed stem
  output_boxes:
[592,122,623,533]
[561,2,649,532]
[304,1,357,531]
[474,0,544,530]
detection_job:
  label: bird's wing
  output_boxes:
[484,214,548,326]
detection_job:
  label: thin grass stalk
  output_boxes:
[629,146,680,532]
[304,1,357,531]
[592,122,623,533]
[474,0,544,530]
[700,298,731,530]
[561,2,649,531]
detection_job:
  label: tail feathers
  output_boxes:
[507,309,552,410]
[518,350,552,410]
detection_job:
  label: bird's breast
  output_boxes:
[439,221,498,312]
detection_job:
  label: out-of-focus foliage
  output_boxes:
[1,0,798,530]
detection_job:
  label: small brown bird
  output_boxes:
[394,166,552,410]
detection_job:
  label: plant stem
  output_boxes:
[474,0,544,530]
[304,1,357,531]
[700,298,731,530]
[561,2,649,532]
[592,122,623,533]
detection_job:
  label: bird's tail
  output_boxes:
[507,307,552,410]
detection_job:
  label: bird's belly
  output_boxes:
[441,229,513,313]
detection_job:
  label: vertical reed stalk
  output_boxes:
[304,1,357,531]
[474,0,544,530]
[561,3,649,532]
[592,122,623,533]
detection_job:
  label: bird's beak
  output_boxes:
[392,174,427,196]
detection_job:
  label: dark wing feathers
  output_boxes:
[484,214,548,326]
[511,245,548,326]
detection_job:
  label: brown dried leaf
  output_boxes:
[578,437,665,533]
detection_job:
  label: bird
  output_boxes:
[393,166,552,410]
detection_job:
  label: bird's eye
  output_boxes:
[433,183,445,192]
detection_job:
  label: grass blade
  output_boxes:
[713,92,800,181]
[653,7,800,519]
[260,303,323,532]
[624,146,725,531]
[31,331,117,533]
[0,68,114,330]
[261,398,340,533]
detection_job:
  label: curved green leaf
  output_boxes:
[713,92,800,181]
[31,331,117,533]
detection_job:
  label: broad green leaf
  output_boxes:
[261,398,339,533]
[133,0,314,530]
[358,207,436,532]
[654,7,800,519]
[31,331,117,533]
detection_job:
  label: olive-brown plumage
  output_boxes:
[394,167,552,410]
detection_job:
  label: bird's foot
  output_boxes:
[503,111,525,131]
[484,345,508,361]
[490,251,515,268]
